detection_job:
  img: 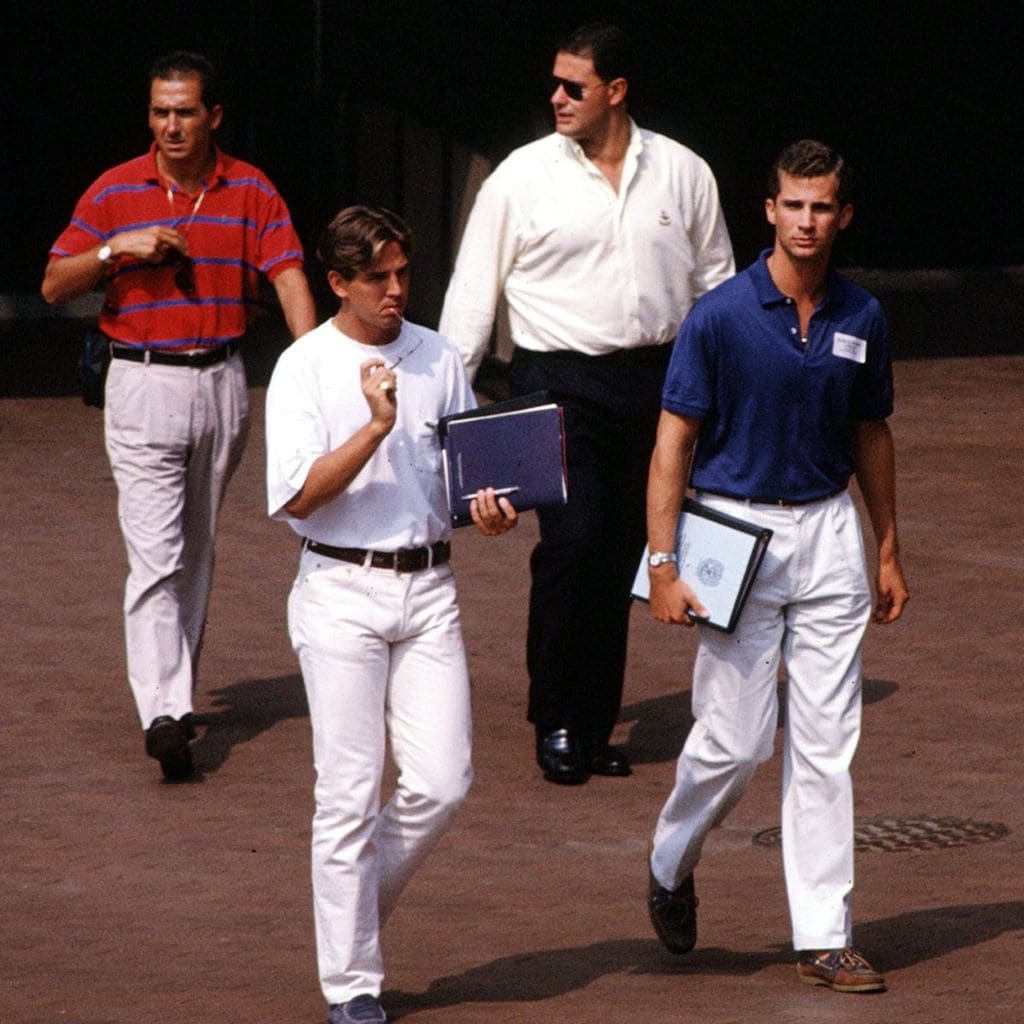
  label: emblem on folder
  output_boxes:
[697,558,725,587]
[632,499,774,633]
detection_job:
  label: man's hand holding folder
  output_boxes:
[649,565,711,627]
[466,487,519,535]
[632,499,772,634]
[438,392,569,527]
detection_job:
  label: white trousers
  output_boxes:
[651,491,871,950]
[104,354,249,729]
[288,550,473,1004]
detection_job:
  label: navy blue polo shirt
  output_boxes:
[662,251,893,502]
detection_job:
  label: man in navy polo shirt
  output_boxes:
[643,140,909,994]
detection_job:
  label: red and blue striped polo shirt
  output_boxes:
[49,144,306,350]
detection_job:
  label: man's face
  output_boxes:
[766,172,853,263]
[329,241,410,344]
[148,75,222,168]
[550,50,617,141]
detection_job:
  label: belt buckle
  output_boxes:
[393,546,430,573]
[393,548,410,573]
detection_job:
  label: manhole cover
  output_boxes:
[752,816,1010,852]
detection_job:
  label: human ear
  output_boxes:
[326,269,350,302]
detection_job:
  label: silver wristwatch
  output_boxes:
[647,551,678,568]
[97,244,113,264]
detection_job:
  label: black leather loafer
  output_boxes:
[145,715,194,782]
[536,728,590,785]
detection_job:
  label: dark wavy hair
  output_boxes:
[317,206,414,280]
[559,22,635,83]
[768,140,854,207]
[149,51,221,109]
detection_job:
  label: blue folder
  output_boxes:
[438,392,568,527]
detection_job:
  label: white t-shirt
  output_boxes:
[265,318,474,549]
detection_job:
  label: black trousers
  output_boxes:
[508,344,671,750]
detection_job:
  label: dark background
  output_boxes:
[7,1,1022,280]
[2,0,1022,392]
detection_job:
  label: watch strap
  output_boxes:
[648,550,678,568]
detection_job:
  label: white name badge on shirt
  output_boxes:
[832,332,867,364]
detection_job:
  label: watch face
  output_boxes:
[98,245,112,262]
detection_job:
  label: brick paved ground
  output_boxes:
[2,355,1022,1023]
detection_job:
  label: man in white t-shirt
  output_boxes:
[265,206,516,1024]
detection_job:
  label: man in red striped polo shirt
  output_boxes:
[43,51,316,782]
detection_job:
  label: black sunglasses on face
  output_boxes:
[552,76,587,101]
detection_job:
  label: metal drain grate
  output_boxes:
[752,816,1010,852]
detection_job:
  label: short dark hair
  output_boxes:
[559,22,635,83]
[317,206,414,280]
[149,51,221,109]
[768,139,854,207]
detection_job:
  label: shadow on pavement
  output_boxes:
[190,673,308,774]
[619,677,898,766]
[388,900,1024,1016]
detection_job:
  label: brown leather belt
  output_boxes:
[303,538,451,572]
[110,341,239,367]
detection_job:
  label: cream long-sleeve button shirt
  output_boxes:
[439,121,735,377]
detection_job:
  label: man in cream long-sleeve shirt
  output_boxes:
[440,23,734,785]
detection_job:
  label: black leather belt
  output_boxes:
[110,341,239,367]
[702,488,845,508]
[303,538,451,572]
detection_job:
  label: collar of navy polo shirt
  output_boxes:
[749,248,840,313]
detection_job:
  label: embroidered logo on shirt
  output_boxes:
[659,211,671,226]
[832,332,867,364]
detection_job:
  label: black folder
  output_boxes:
[632,498,773,633]
[438,392,568,527]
